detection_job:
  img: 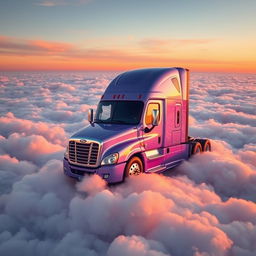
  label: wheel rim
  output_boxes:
[129,162,141,176]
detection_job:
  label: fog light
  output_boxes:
[103,174,110,179]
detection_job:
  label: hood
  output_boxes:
[71,123,137,143]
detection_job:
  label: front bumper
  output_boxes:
[63,158,126,183]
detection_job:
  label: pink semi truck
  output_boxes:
[63,68,211,183]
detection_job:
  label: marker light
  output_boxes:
[101,153,119,165]
[64,145,69,159]
[103,174,110,179]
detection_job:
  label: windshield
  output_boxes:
[95,101,144,125]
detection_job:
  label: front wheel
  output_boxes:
[125,156,144,177]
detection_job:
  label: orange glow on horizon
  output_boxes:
[0,35,255,73]
[1,55,255,73]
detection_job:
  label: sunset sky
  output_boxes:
[1,0,256,72]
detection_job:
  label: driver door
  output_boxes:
[142,100,164,151]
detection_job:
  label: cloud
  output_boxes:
[178,140,256,201]
[1,166,255,256]
[189,118,256,149]
[0,35,73,56]
[47,82,76,91]
[0,133,64,165]
[0,71,255,255]
[188,72,256,148]
[139,38,214,52]
[205,197,256,224]
[76,174,107,195]
[42,110,83,123]
[0,112,68,146]
[36,0,92,7]
[1,34,242,72]
[0,35,128,60]
[107,235,169,256]
[0,154,37,194]
[221,221,256,256]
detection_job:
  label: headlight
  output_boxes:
[64,145,69,159]
[101,153,119,165]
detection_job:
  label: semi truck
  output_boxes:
[63,68,211,183]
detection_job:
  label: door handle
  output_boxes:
[158,136,161,144]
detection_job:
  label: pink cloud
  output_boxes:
[30,40,73,53]
[0,35,74,55]
[76,174,107,195]
[0,112,68,146]
[0,160,255,255]
[0,75,10,82]
[0,34,228,70]
[239,148,256,168]
[0,133,64,165]
[0,71,255,255]
[108,235,168,256]
[47,82,76,91]
[178,140,256,201]
[205,197,256,224]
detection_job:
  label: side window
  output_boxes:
[177,110,180,125]
[99,103,112,120]
[175,104,181,127]
[171,77,181,93]
[145,103,160,125]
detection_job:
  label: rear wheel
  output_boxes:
[125,156,144,177]
[191,142,203,155]
[195,139,211,152]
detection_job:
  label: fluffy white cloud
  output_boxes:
[0,154,37,194]
[107,235,169,256]
[1,166,255,256]
[178,140,256,201]
[0,133,64,166]
[0,112,68,146]
[0,71,255,255]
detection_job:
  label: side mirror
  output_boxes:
[88,108,94,123]
[152,109,159,126]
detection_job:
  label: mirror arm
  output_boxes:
[144,125,156,133]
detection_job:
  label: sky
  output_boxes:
[0,0,256,72]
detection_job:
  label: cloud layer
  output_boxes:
[0,71,255,255]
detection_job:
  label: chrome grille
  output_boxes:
[69,140,100,167]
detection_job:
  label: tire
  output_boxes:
[195,139,211,152]
[125,156,144,177]
[191,142,203,155]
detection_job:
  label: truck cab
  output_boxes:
[63,68,211,183]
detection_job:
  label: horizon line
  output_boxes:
[0,68,255,75]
